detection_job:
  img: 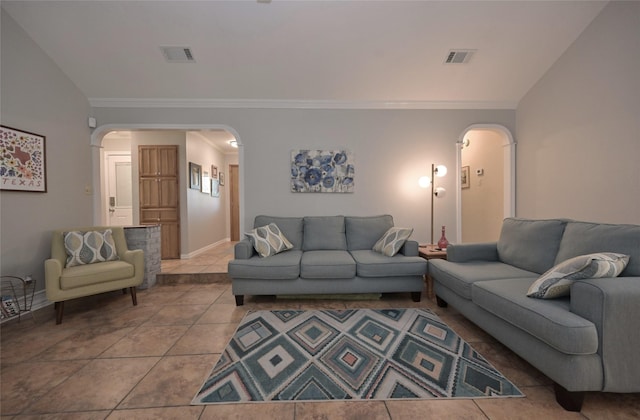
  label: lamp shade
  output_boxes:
[418,176,431,188]
[435,165,447,177]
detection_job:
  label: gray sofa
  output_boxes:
[430,218,640,411]
[229,215,427,305]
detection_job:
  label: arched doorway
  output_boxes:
[90,124,244,254]
[455,124,515,243]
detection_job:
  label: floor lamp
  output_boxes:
[418,164,447,245]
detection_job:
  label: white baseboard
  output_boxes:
[0,289,51,324]
[180,238,230,259]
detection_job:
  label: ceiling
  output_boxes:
[3,1,607,110]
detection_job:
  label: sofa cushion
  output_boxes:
[302,216,347,251]
[63,229,119,267]
[497,218,568,274]
[345,215,394,250]
[527,252,630,299]
[555,221,640,276]
[350,250,427,277]
[472,279,598,355]
[373,227,414,257]
[228,250,302,280]
[301,250,355,279]
[245,223,293,257]
[60,260,134,289]
[429,259,537,300]
[254,216,304,250]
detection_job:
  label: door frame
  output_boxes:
[456,124,516,243]
[91,124,245,234]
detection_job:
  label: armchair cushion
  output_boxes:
[60,260,135,289]
[63,229,119,267]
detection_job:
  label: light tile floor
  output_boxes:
[1,242,639,419]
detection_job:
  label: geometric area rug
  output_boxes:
[192,308,523,404]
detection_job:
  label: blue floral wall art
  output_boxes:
[291,149,354,193]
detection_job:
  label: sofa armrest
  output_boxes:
[44,258,63,301]
[570,277,640,392]
[446,242,498,262]
[234,239,256,259]
[122,249,145,282]
[399,240,419,257]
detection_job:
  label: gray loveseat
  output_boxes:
[229,215,427,306]
[429,217,640,411]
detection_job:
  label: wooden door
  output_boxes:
[230,164,240,241]
[139,145,180,259]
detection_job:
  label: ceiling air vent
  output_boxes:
[444,49,476,64]
[160,46,196,63]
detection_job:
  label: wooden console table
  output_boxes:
[418,245,447,299]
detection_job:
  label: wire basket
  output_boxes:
[1,276,36,321]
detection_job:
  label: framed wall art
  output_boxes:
[290,149,354,193]
[211,178,220,197]
[219,172,225,186]
[201,170,211,194]
[211,165,218,179]
[461,165,470,189]
[189,162,202,190]
[1,125,47,192]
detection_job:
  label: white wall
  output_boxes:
[461,130,504,242]
[185,133,228,256]
[516,1,640,224]
[92,107,516,244]
[1,10,92,290]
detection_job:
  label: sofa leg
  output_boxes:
[411,292,421,302]
[436,295,448,308]
[55,301,64,325]
[235,295,244,306]
[130,287,138,306]
[553,383,584,412]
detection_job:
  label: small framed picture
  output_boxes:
[211,165,218,179]
[201,170,211,194]
[461,166,470,189]
[211,178,220,197]
[219,172,225,186]
[189,162,202,190]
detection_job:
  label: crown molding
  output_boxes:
[88,98,517,110]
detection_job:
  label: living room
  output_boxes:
[1,1,638,418]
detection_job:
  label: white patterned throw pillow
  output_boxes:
[246,223,294,258]
[373,227,414,257]
[527,252,630,299]
[64,229,119,267]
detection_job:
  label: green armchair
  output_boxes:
[44,226,144,324]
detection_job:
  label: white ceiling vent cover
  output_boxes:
[160,46,195,63]
[445,49,476,64]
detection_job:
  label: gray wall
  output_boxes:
[92,107,515,244]
[516,1,640,224]
[1,11,91,288]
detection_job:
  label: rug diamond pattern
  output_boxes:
[193,308,523,404]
